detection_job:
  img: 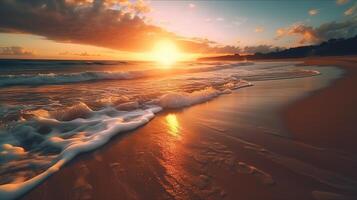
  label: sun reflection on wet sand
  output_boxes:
[165,114,180,138]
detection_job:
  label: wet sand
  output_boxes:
[284,56,357,153]
[22,57,357,200]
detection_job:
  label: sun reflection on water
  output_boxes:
[165,114,180,137]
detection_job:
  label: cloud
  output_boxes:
[336,0,349,5]
[344,3,356,15]
[0,46,34,56]
[276,23,320,44]
[316,17,357,39]
[188,3,195,9]
[59,51,101,57]
[254,27,264,33]
[177,37,240,54]
[275,17,357,44]
[345,8,354,15]
[0,0,236,54]
[276,28,286,38]
[309,9,319,16]
[232,17,247,26]
[216,17,225,21]
[129,0,152,13]
[242,45,277,54]
[0,0,161,52]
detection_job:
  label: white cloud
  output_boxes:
[254,26,264,33]
[344,4,356,15]
[309,9,319,16]
[232,17,247,26]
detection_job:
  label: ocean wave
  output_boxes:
[0,60,127,67]
[0,78,252,199]
[158,79,251,108]
[0,60,324,199]
[0,71,144,86]
[0,61,320,87]
[0,104,161,200]
[0,62,254,86]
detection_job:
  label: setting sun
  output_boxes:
[1,1,357,200]
[152,40,181,66]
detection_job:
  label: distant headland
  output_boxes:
[198,35,357,61]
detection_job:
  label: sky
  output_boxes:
[0,0,356,60]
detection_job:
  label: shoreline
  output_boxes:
[20,57,357,200]
[283,56,357,153]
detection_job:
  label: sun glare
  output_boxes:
[166,114,180,137]
[152,40,181,66]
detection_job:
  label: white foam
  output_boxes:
[0,105,161,200]
[158,80,252,109]
[0,78,251,199]
[159,87,220,108]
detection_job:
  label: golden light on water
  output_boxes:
[152,39,181,66]
[165,114,180,137]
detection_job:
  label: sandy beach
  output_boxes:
[20,57,357,200]
[285,57,357,153]
[2,1,357,199]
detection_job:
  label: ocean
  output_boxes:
[0,59,320,199]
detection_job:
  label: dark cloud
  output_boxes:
[316,17,357,39]
[0,0,166,51]
[242,45,278,54]
[0,0,238,54]
[0,46,34,56]
[276,17,357,44]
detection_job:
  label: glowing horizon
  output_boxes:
[0,0,356,60]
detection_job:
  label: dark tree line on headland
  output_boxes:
[198,35,357,61]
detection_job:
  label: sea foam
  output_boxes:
[0,78,252,199]
[158,87,221,108]
[0,105,161,200]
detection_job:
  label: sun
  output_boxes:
[152,39,181,66]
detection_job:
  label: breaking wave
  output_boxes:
[0,78,252,199]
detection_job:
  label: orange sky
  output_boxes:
[0,0,356,60]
